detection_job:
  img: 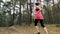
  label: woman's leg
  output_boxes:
[35,26,40,32]
[40,19,48,34]
[44,27,48,34]
[34,19,40,34]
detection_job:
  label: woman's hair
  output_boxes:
[35,3,40,6]
[35,2,40,11]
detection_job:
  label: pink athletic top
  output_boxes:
[35,10,44,19]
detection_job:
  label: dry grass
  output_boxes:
[0,24,60,34]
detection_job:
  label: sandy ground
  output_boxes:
[0,24,60,34]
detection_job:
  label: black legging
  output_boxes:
[34,19,45,28]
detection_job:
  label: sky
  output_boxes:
[2,0,59,9]
[2,0,59,14]
[2,0,59,5]
[2,0,11,2]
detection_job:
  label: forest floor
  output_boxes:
[0,24,60,34]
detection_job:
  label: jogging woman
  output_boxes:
[33,3,48,34]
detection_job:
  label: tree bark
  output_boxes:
[29,0,32,25]
[0,0,2,8]
[18,1,22,25]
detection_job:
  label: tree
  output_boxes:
[17,0,28,25]
[43,0,53,23]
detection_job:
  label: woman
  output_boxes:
[33,3,48,34]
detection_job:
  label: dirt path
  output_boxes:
[0,24,60,34]
[0,27,20,34]
[0,26,36,34]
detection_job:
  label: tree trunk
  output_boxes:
[29,0,32,25]
[46,0,51,24]
[0,2,1,8]
[0,0,2,8]
[52,0,55,24]
[18,1,22,25]
[27,0,28,10]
